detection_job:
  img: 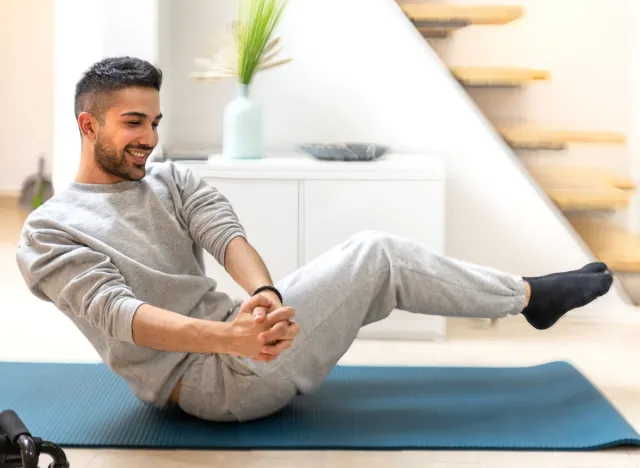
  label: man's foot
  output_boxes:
[521,262,613,330]
[546,262,608,277]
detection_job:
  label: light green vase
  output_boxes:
[222,83,262,159]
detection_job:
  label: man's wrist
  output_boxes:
[253,285,283,305]
[198,320,232,354]
[256,289,282,307]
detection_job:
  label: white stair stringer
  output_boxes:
[250,0,636,322]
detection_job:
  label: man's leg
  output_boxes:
[222,230,611,421]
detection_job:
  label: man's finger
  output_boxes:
[253,306,268,323]
[286,321,300,340]
[253,353,278,362]
[259,321,289,344]
[261,340,292,356]
[264,306,296,327]
[259,320,299,344]
[239,294,272,314]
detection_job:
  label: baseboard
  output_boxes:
[357,311,447,342]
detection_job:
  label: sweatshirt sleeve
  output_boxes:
[15,230,146,344]
[171,163,247,266]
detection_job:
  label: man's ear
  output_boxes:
[78,112,99,141]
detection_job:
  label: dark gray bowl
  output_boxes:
[298,143,389,161]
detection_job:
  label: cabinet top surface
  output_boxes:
[176,152,446,180]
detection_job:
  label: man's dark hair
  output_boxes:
[74,56,163,122]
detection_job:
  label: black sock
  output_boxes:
[522,263,613,330]
[550,262,608,276]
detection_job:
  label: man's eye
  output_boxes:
[127,121,141,126]
[152,122,159,129]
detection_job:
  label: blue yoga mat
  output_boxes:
[0,361,638,450]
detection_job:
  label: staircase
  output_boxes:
[398,2,640,305]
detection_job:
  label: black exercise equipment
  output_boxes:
[0,410,69,468]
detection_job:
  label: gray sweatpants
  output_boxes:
[177,230,527,422]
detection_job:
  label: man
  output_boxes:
[16,56,613,423]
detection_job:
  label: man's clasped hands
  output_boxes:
[226,293,300,363]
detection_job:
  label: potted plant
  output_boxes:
[192,0,291,159]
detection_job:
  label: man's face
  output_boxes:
[92,87,162,182]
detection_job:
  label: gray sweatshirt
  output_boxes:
[15,161,247,405]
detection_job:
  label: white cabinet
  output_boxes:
[303,179,444,262]
[181,153,447,341]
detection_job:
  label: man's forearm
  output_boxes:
[131,304,230,354]
[224,236,278,298]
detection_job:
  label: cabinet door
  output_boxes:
[303,180,445,261]
[200,178,299,301]
[303,179,446,341]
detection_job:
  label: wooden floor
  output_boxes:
[2,198,640,467]
[0,196,27,242]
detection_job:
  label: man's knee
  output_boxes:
[346,230,399,255]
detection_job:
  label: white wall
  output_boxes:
[0,0,53,195]
[161,0,633,316]
[159,0,237,151]
[156,0,174,155]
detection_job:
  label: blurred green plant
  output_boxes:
[191,0,291,83]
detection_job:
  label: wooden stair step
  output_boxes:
[568,216,640,273]
[530,166,635,211]
[401,4,524,26]
[528,166,637,191]
[450,67,551,87]
[497,126,627,150]
[418,26,459,38]
[545,186,630,211]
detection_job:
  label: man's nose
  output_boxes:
[137,124,158,148]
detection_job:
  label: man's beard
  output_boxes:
[94,135,148,182]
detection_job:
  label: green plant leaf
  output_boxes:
[32,182,44,209]
[236,0,288,85]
